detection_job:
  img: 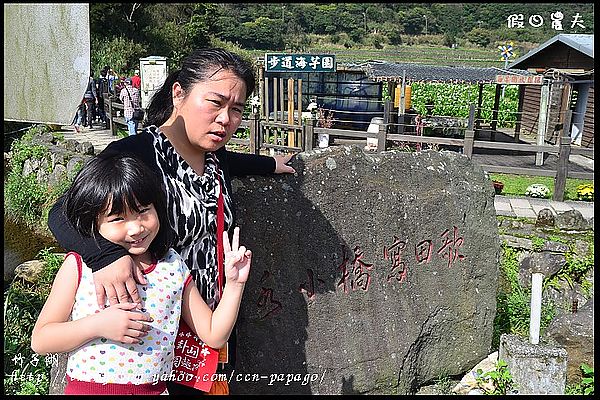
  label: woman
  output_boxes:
[48,48,295,394]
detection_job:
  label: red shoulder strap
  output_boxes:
[216,171,225,302]
[65,251,83,289]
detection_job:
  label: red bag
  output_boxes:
[172,320,220,391]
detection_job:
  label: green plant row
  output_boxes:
[409,83,519,128]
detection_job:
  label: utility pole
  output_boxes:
[423,15,428,35]
[362,11,367,31]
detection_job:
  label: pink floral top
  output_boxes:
[66,249,189,385]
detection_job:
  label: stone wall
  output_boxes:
[230,146,500,394]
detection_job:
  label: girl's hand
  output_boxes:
[223,227,252,285]
[93,303,153,344]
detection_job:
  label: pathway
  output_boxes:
[57,124,119,153]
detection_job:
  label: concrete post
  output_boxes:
[529,272,543,345]
[499,334,567,394]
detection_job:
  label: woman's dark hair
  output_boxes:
[63,153,173,259]
[146,47,256,127]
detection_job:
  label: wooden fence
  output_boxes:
[234,106,593,202]
[103,92,593,202]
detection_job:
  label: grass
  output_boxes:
[489,173,594,202]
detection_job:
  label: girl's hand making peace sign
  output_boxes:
[223,227,252,285]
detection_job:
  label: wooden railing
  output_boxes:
[233,107,593,202]
[103,93,136,136]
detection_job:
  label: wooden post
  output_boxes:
[383,100,390,125]
[463,104,476,159]
[553,110,572,201]
[249,112,260,154]
[287,78,295,147]
[377,122,387,152]
[536,82,551,166]
[272,78,278,122]
[108,96,116,136]
[264,76,270,121]
[399,71,406,115]
[259,67,265,118]
[491,84,502,140]
[475,83,484,132]
[297,79,302,125]
[304,115,315,151]
[279,78,285,125]
[514,85,525,142]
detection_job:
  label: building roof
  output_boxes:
[351,61,533,84]
[509,34,594,69]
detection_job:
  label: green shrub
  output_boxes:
[475,359,514,395]
[545,241,594,297]
[4,127,82,232]
[565,364,594,395]
[4,248,63,395]
[91,36,147,76]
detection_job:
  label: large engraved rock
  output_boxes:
[231,146,500,394]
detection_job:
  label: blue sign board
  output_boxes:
[264,53,336,72]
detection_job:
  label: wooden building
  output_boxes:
[509,34,594,148]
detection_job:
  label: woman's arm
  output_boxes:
[219,148,295,177]
[31,256,152,355]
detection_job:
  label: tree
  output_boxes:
[398,7,429,35]
[465,27,492,48]
[238,17,284,50]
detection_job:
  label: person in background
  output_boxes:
[107,67,118,95]
[95,68,110,128]
[83,73,98,129]
[119,78,141,136]
[72,98,86,133]
[47,47,296,395]
[131,69,141,90]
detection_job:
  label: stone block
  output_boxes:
[231,147,500,394]
[499,334,567,394]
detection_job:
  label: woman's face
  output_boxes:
[173,69,247,153]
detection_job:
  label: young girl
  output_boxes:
[31,153,251,395]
